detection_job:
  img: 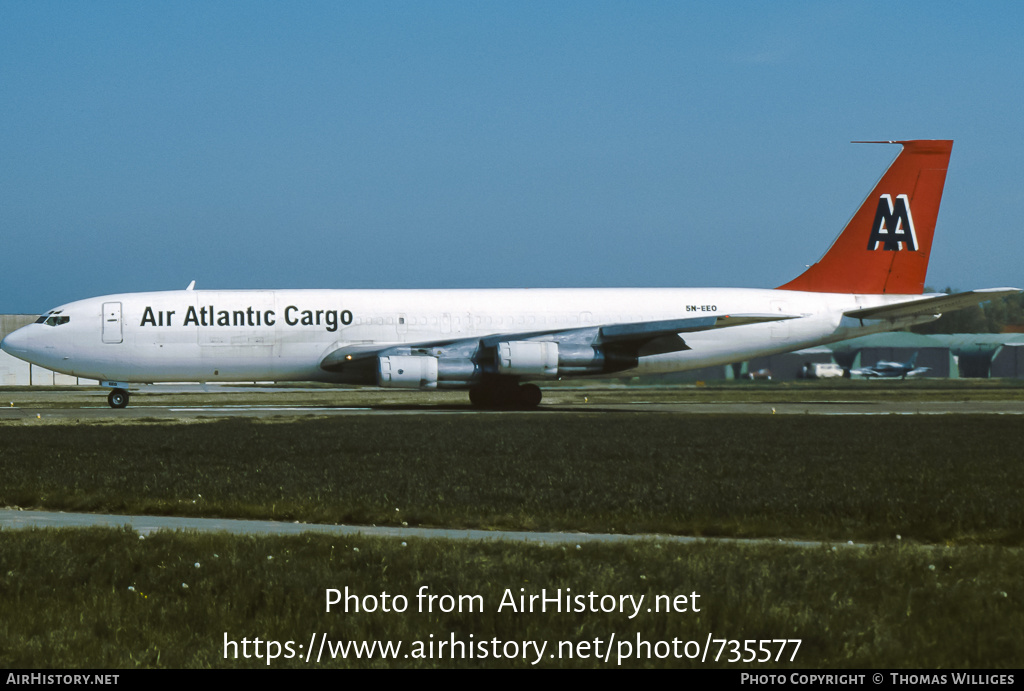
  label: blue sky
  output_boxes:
[2,1,1021,313]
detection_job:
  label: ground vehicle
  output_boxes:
[801,362,845,379]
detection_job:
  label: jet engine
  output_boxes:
[495,341,558,376]
[495,341,633,376]
[376,356,478,389]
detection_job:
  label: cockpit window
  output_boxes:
[36,309,69,326]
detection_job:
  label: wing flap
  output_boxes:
[597,314,795,344]
[595,314,797,357]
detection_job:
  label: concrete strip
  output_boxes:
[0,508,854,549]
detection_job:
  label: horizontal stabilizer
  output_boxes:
[844,288,1021,321]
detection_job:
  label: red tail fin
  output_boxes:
[778,140,952,295]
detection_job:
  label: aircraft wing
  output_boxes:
[320,313,796,374]
[844,288,1021,321]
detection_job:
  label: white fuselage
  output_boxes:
[2,288,930,384]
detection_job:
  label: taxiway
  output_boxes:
[2,385,1023,421]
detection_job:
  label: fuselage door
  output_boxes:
[102,302,123,344]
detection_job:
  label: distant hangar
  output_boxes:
[638,331,1024,383]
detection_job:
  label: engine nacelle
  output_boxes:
[556,345,614,374]
[377,356,479,389]
[378,355,438,389]
[495,341,632,377]
[496,341,558,376]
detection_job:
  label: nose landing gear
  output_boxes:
[107,388,130,409]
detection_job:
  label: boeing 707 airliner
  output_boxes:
[3,140,1018,408]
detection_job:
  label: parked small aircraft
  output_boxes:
[852,352,931,379]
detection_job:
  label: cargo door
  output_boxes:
[102,302,123,344]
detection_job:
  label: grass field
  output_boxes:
[1,413,1022,544]
[2,385,1023,668]
[2,529,1021,668]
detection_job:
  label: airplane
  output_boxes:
[851,352,931,379]
[2,140,1019,409]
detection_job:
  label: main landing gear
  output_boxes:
[107,388,130,409]
[468,383,543,410]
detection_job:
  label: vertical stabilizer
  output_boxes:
[778,140,952,295]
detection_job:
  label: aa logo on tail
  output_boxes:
[867,194,917,251]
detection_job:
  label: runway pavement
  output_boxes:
[2,385,1024,420]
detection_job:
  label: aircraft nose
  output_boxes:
[1,326,33,358]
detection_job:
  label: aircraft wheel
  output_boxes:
[469,386,506,408]
[468,387,491,407]
[107,389,130,409]
[469,384,542,410]
[518,384,542,408]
